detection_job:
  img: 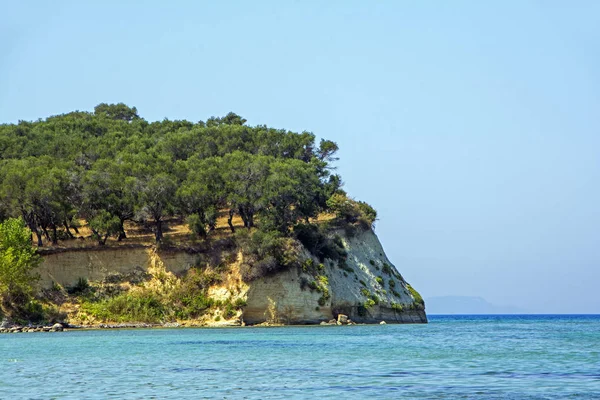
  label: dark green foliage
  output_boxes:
[382,263,393,275]
[237,229,301,281]
[293,224,347,263]
[359,279,367,287]
[361,288,370,297]
[369,259,375,266]
[357,305,367,317]
[326,193,377,230]
[67,277,90,295]
[389,279,396,289]
[370,294,381,305]
[375,276,384,286]
[0,104,381,248]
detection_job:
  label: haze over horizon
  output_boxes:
[2,1,599,313]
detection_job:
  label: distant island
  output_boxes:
[425,296,525,314]
[0,103,426,330]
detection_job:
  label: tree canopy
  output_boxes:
[0,104,375,245]
[0,218,41,317]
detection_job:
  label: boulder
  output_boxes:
[337,314,349,324]
[50,323,64,332]
[380,321,386,325]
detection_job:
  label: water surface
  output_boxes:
[1,315,599,399]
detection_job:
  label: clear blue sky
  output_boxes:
[2,1,599,313]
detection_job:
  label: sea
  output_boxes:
[1,315,598,399]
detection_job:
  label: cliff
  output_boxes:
[38,230,426,325]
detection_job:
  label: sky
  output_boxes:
[1,1,599,313]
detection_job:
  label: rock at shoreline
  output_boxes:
[50,323,64,332]
[337,314,349,324]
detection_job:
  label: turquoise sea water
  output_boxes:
[1,315,599,399]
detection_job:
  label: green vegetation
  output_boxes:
[305,275,331,306]
[0,218,41,319]
[382,263,392,275]
[0,105,389,323]
[407,284,425,306]
[79,266,247,323]
[375,276,384,286]
[0,104,376,246]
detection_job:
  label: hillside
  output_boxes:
[0,104,426,326]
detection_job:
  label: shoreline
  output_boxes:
[0,317,403,333]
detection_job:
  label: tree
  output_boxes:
[138,173,177,242]
[81,160,137,241]
[88,210,121,245]
[0,218,41,317]
[94,103,139,122]
[223,152,270,230]
[177,157,224,238]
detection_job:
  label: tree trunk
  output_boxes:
[51,224,58,245]
[155,219,163,242]
[227,209,235,233]
[63,220,75,239]
[42,226,51,242]
[34,230,43,247]
[117,219,127,241]
[238,206,249,228]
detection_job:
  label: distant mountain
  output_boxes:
[425,296,526,314]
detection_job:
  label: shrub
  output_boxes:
[389,279,396,289]
[375,276,384,286]
[359,280,367,287]
[370,294,380,305]
[233,298,247,308]
[391,303,404,312]
[407,284,424,306]
[82,292,165,323]
[361,288,370,297]
[293,223,347,263]
[369,260,375,266]
[67,277,90,295]
[0,218,41,319]
[338,261,353,273]
[237,229,301,281]
[326,193,377,230]
[382,263,393,276]
[186,213,207,238]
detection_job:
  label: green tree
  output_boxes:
[89,210,121,245]
[0,218,41,317]
[138,173,177,242]
[94,103,139,122]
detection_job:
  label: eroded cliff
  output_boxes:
[38,230,426,325]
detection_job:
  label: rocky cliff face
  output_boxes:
[38,230,426,325]
[243,229,427,324]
